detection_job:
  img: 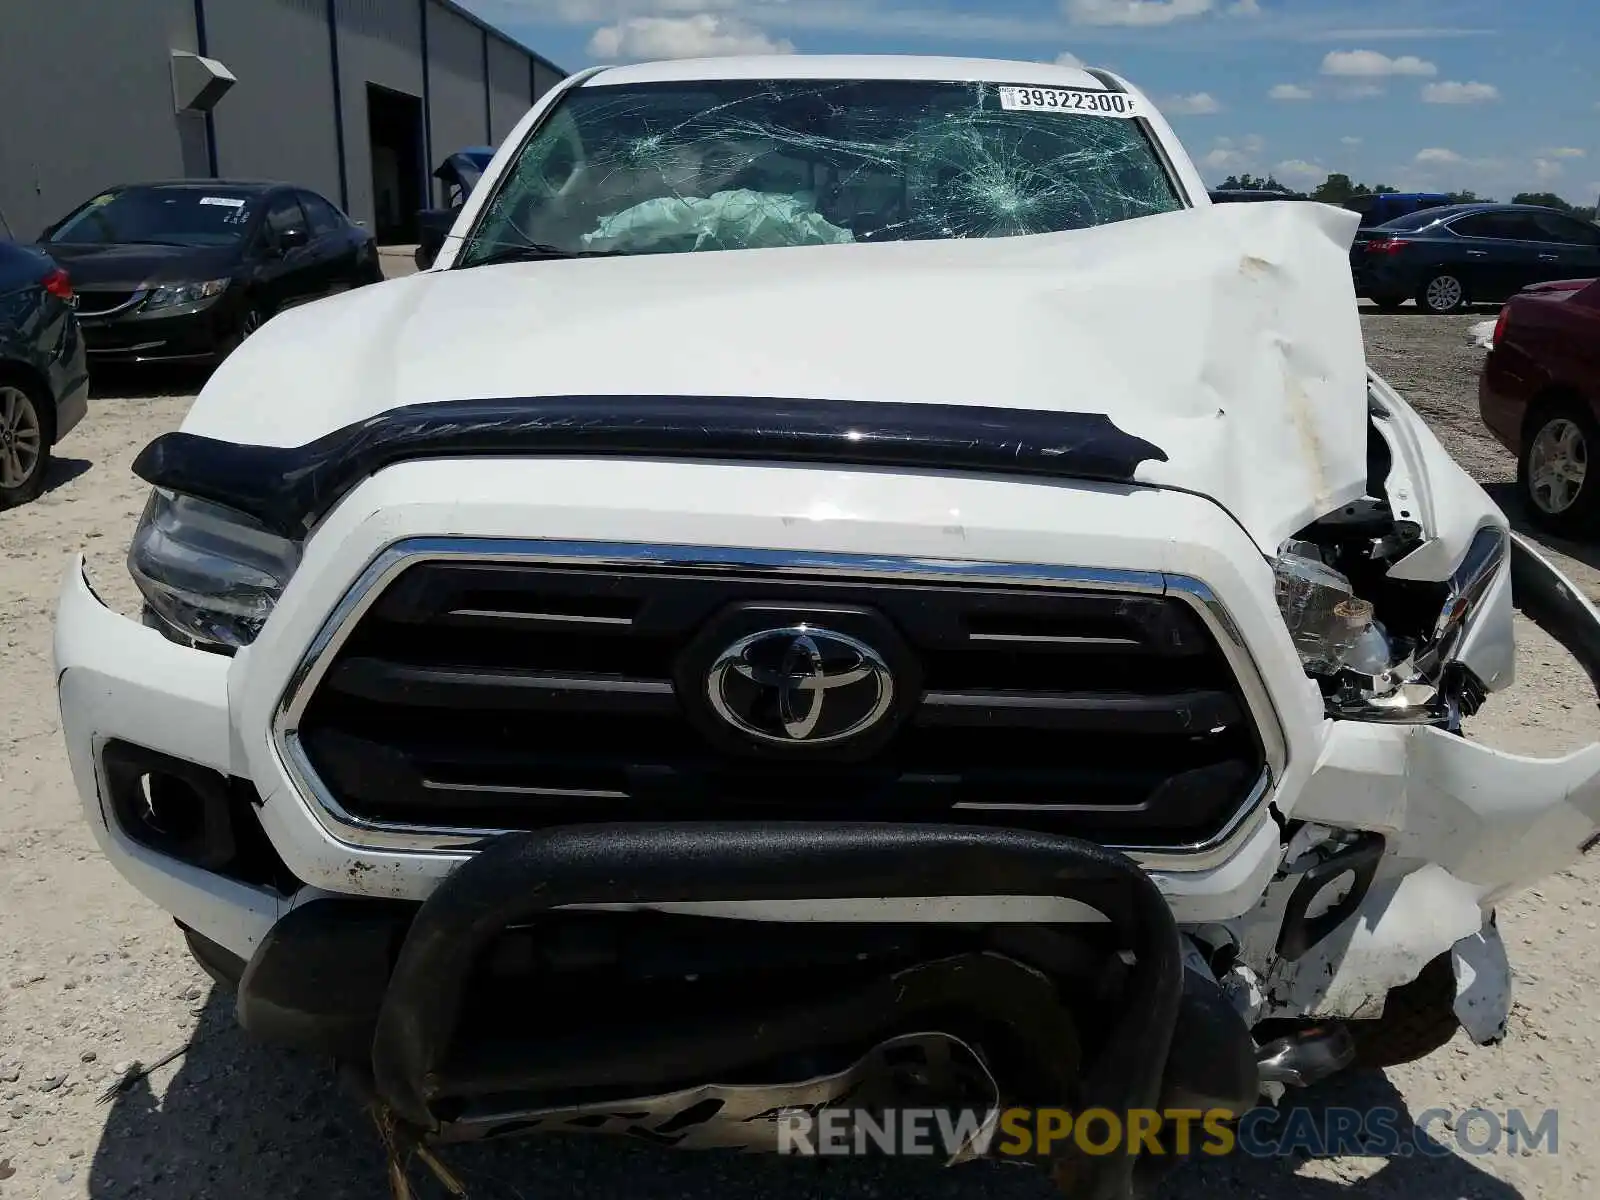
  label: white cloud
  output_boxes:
[1534,158,1564,182]
[1064,0,1214,27]
[1054,51,1087,68]
[1321,49,1437,77]
[1545,147,1587,159]
[1227,0,1261,13]
[1274,159,1325,184]
[588,13,793,58]
[1201,133,1266,171]
[1269,83,1313,100]
[1164,92,1223,115]
[1414,147,1464,165]
[1421,80,1500,104]
[1341,135,1363,146]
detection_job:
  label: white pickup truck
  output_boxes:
[53,52,1600,1198]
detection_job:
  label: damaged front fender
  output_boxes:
[1261,535,1600,1025]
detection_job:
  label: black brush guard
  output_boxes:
[239,822,1198,1199]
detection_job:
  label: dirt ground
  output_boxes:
[4,285,1600,1200]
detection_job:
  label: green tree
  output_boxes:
[1446,190,1488,204]
[1512,192,1573,211]
[1218,173,1289,192]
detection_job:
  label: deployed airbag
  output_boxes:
[582,189,855,254]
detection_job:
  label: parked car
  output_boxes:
[415,147,496,269]
[35,180,382,366]
[1343,191,1452,228]
[0,240,88,507]
[1351,202,1600,314]
[53,53,1600,1197]
[1479,276,1600,534]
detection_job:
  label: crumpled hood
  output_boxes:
[185,201,1367,551]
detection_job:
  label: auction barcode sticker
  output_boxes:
[199,196,246,207]
[998,86,1141,118]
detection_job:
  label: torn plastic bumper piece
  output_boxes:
[281,823,1182,1199]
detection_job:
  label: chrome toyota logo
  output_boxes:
[706,625,895,745]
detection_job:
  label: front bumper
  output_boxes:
[51,451,1600,1043]
[78,304,232,364]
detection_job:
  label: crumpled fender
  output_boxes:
[1256,534,1600,1033]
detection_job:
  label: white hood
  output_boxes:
[186,201,1368,552]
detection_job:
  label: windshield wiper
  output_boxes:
[460,241,623,268]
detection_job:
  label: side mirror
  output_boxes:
[277,226,309,253]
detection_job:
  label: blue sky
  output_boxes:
[460,0,1599,204]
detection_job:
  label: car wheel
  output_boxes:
[1520,400,1600,536]
[1418,272,1468,314]
[1372,295,1407,312]
[0,380,53,509]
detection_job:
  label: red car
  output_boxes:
[1479,276,1600,535]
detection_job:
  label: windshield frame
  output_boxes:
[44,185,264,248]
[451,73,1192,269]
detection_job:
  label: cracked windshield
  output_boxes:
[458,78,1183,263]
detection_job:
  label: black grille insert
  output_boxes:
[295,560,1266,845]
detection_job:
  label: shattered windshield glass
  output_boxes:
[456,78,1184,264]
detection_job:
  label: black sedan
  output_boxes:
[35,180,383,365]
[1351,203,1600,314]
[0,239,88,507]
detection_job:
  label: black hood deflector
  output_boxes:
[132,395,1169,538]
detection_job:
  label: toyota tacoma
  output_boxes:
[53,54,1600,1198]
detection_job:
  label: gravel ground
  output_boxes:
[3,284,1599,1200]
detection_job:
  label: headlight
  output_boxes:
[1272,543,1375,676]
[128,489,301,650]
[142,278,229,311]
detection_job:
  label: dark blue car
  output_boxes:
[1351,203,1600,313]
[0,238,88,507]
[415,147,497,269]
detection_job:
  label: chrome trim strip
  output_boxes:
[76,288,148,318]
[270,538,1287,872]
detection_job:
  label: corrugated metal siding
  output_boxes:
[424,2,487,166]
[0,0,563,245]
[532,62,564,104]
[204,0,342,206]
[334,0,425,229]
[486,35,528,145]
[0,0,198,237]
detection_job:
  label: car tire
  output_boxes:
[1519,397,1600,536]
[0,378,54,510]
[1348,953,1461,1069]
[1372,295,1407,312]
[1418,272,1468,314]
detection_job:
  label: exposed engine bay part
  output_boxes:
[1254,1022,1355,1090]
[1271,382,1512,726]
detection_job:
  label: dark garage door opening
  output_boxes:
[366,83,424,244]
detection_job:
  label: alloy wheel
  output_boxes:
[0,386,43,491]
[1528,417,1588,515]
[1425,275,1464,313]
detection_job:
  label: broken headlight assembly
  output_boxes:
[128,488,302,653]
[1273,524,1507,726]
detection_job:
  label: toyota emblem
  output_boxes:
[706,625,895,746]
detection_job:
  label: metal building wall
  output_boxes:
[0,0,562,244]
[0,0,201,239]
[204,0,342,209]
[333,0,425,228]
[486,35,530,144]
[424,3,488,180]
